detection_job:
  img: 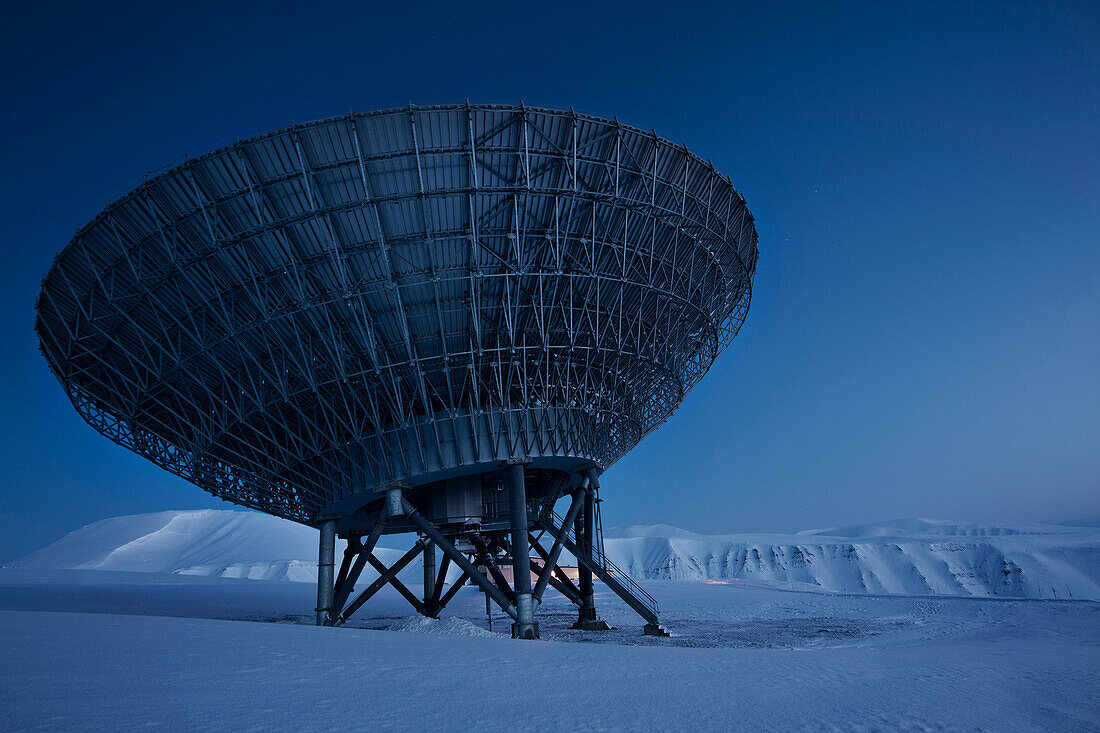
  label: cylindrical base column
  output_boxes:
[422,538,436,606]
[315,517,337,626]
[507,462,539,639]
[573,483,610,631]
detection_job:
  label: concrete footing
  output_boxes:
[572,618,612,631]
[512,621,541,639]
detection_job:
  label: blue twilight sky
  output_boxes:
[1,1,1097,559]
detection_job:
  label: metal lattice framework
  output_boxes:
[36,103,758,524]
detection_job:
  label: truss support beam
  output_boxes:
[335,540,425,626]
[426,553,452,616]
[469,534,515,603]
[367,553,426,615]
[530,536,582,604]
[533,483,586,603]
[435,569,470,612]
[531,558,581,605]
[399,495,518,620]
[484,550,517,603]
[329,513,388,623]
[313,481,660,635]
[315,517,337,626]
[334,537,358,601]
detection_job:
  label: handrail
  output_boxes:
[545,508,659,616]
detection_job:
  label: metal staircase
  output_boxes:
[539,508,661,624]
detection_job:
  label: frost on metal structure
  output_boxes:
[36,104,758,636]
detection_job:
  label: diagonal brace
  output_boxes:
[532,487,586,602]
[367,553,426,615]
[330,514,387,621]
[427,553,452,614]
[400,498,518,620]
[435,569,471,612]
[470,535,516,603]
[335,540,424,626]
[531,558,581,605]
[334,538,359,600]
[531,533,582,599]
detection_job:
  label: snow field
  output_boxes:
[0,604,1096,732]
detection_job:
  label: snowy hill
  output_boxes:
[602,519,1100,599]
[14,511,320,581]
[13,510,1100,600]
[796,517,1089,538]
[12,510,439,584]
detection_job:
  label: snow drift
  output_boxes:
[12,510,1100,600]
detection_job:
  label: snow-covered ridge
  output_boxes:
[11,510,431,584]
[12,510,1100,600]
[603,519,1100,600]
[796,517,1093,538]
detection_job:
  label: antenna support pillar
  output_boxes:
[315,516,338,626]
[507,462,539,639]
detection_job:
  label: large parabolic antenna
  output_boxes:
[36,104,758,637]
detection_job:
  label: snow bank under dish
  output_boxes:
[385,615,496,637]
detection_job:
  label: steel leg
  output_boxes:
[507,462,538,639]
[423,539,436,605]
[315,518,337,626]
[572,480,610,630]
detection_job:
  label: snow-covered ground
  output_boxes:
[2,511,1098,730]
[0,568,1097,731]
